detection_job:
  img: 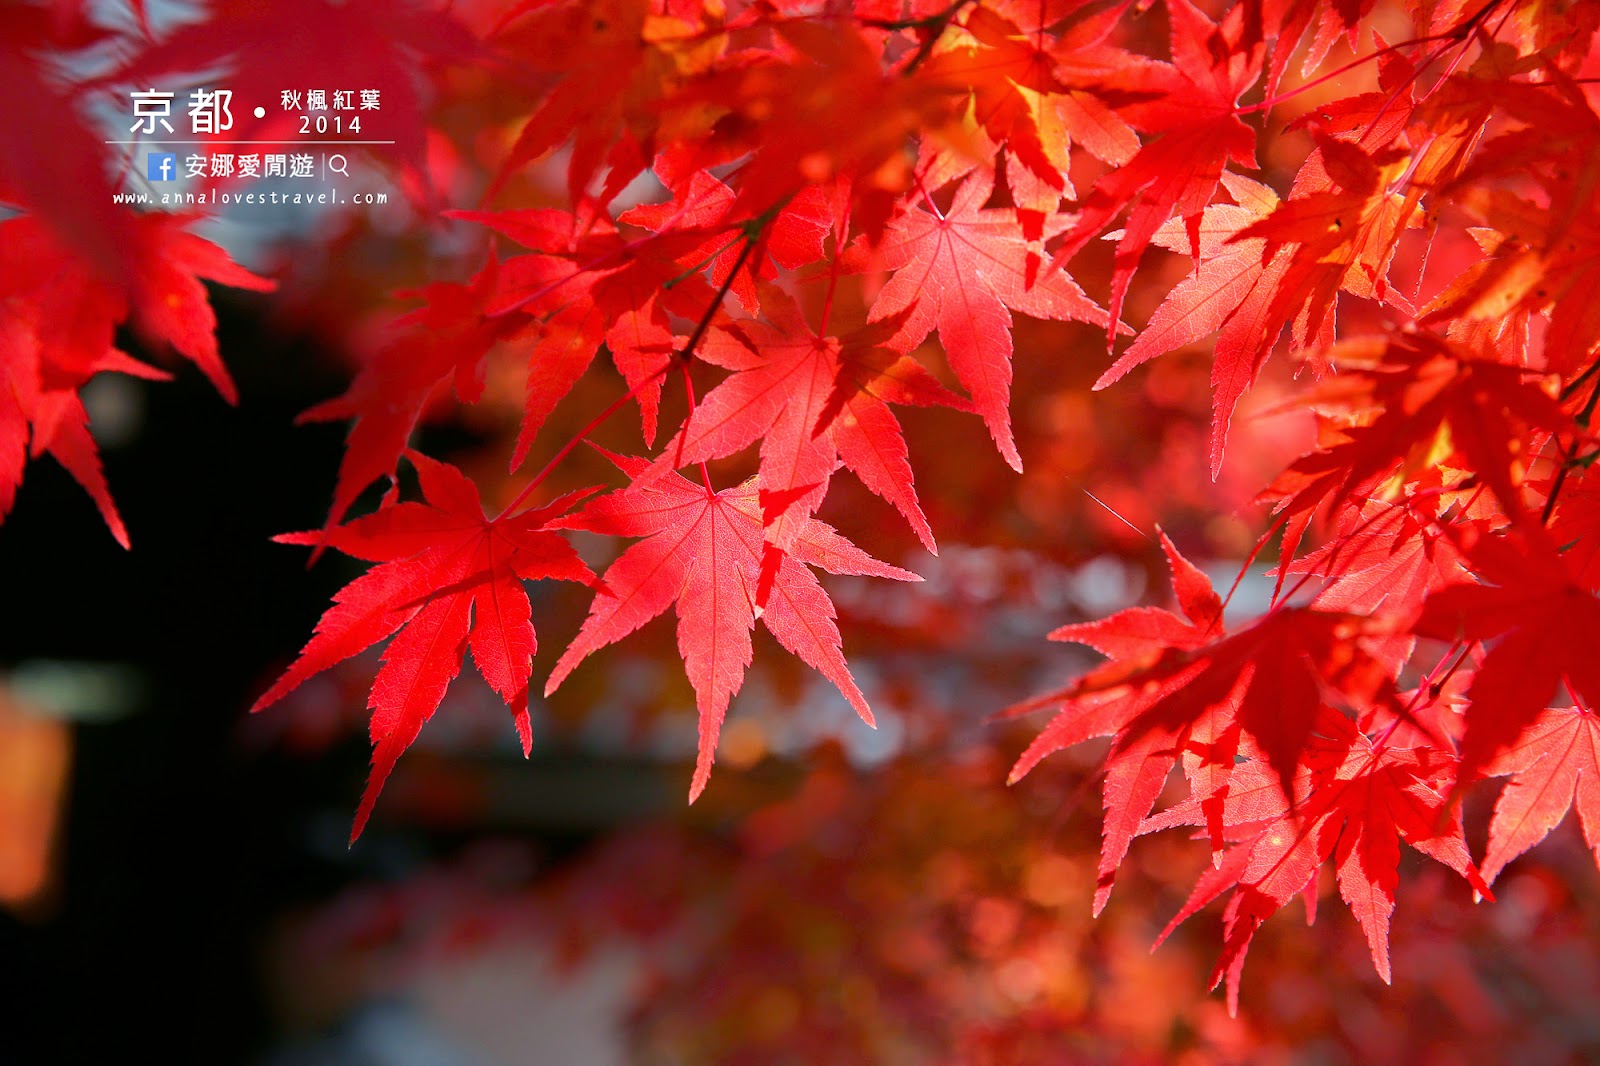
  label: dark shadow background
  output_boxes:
[1,299,389,1063]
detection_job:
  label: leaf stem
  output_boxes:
[681,364,716,495]
[912,171,945,220]
[678,235,759,364]
[819,201,852,336]
[865,0,975,74]
[497,365,669,520]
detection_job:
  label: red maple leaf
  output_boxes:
[666,17,963,240]
[491,0,737,207]
[546,448,919,801]
[616,174,834,318]
[1229,136,1416,354]
[847,172,1108,470]
[1283,499,1469,617]
[1008,532,1229,908]
[0,213,273,545]
[1093,173,1290,475]
[254,451,598,842]
[1478,705,1600,887]
[1,213,274,399]
[0,315,162,550]
[911,1,1144,228]
[1545,471,1600,592]
[1419,75,1600,375]
[919,4,1139,210]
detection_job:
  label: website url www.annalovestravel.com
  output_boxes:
[111,189,388,205]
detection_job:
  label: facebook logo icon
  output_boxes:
[146,152,177,181]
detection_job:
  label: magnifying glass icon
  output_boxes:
[327,153,349,177]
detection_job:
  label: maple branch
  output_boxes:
[497,364,672,519]
[488,196,742,319]
[1081,488,1152,543]
[675,234,759,366]
[1559,358,1600,402]
[497,208,779,511]
[1237,42,1426,116]
[1371,641,1472,756]
[864,0,976,73]
[504,210,772,508]
[1236,0,1507,118]
[666,227,773,484]
[1358,0,1508,139]
[859,0,972,32]
[1542,454,1574,527]
[662,234,745,291]
[1540,376,1600,524]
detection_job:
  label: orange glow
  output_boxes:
[0,690,71,912]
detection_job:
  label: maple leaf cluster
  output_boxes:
[7,0,1600,1005]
